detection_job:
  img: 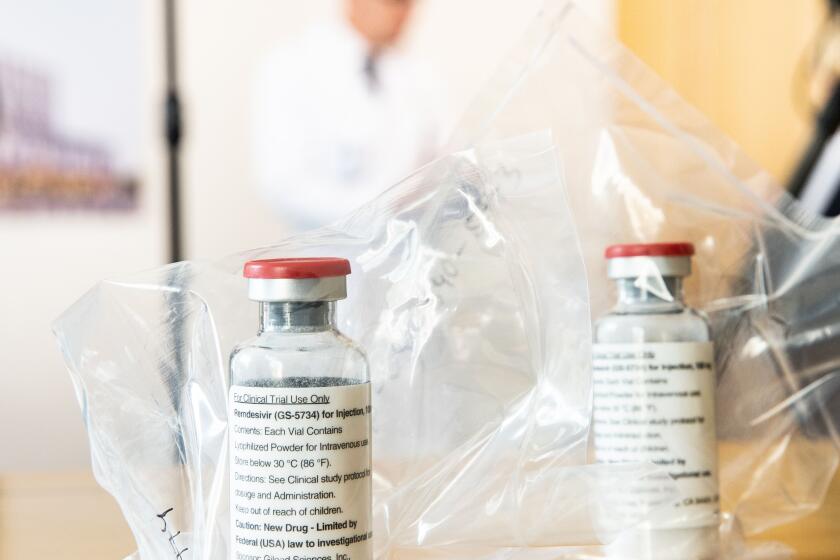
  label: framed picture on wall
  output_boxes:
[0,0,141,211]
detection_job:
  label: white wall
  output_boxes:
[1,0,613,471]
[0,0,166,471]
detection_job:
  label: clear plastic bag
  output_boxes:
[56,132,668,559]
[449,1,840,556]
[54,2,840,559]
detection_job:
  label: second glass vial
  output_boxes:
[592,243,719,560]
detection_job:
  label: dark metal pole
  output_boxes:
[164,0,183,263]
[163,0,187,465]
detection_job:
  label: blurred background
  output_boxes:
[1,0,838,558]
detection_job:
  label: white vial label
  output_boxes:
[229,383,372,560]
[592,342,719,529]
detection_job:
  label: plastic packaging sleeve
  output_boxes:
[54,2,840,558]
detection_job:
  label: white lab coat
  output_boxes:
[253,19,446,230]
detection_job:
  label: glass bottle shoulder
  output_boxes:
[594,306,711,344]
[230,328,369,387]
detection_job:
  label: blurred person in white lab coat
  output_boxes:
[253,0,447,230]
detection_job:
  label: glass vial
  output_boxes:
[592,243,719,560]
[229,257,372,560]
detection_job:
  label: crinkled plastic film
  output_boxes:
[54,2,840,559]
[450,1,840,556]
[56,132,664,559]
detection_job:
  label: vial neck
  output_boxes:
[614,277,685,313]
[259,301,336,333]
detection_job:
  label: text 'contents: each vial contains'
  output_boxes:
[229,384,372,560]
[229,257,372,560]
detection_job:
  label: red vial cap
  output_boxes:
[604,242,695,259]
[243,257,351,279]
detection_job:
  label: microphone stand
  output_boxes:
[163,0,188,465]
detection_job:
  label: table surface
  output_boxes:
[2,449,839,559]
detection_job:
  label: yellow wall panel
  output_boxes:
[617,0,826,182]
